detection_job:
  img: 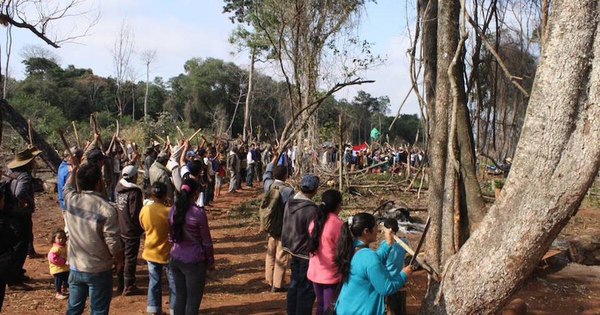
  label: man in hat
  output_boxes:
[281,173,320,314]
[115,165,143,295]
[2,147,42,290]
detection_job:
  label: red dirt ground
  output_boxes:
[2,185,599,314]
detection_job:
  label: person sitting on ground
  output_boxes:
[115,165,144,296]
[64,162,123,315]
[262,150,295,293]
[307,189,344,315]
[333,213,412,315]
[48,228,69,300]
[139,182,175,315]
[281,173,320,314]
[169,178,214,315]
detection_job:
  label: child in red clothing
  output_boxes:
[48,229,69,300]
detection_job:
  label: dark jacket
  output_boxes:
[115,178,143,238]
[0,210,24,278]
[4,169,35,215]
[281,196,318,259]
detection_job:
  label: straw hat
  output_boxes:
[8,147,42,169]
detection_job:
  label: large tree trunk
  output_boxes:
[243,50,255,143]
[0,99,62,173]
[423,1,600,313]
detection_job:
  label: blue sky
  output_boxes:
[2,0,419,115]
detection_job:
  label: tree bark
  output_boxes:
[0,99,62,173]
[423,1,600,313]
[243,50,255,143]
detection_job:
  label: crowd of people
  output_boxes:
[0,132,416,315]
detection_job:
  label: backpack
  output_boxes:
[259,184,286,237]
[0,176,18,215]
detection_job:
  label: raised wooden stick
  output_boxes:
[176,126,185,138]
[57,129,74,161]
[72,121,81,148]
[27,119,33,146]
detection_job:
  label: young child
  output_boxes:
[382,218,407,315]
[48,229,69,300]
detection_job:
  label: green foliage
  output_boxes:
[9,94,69,145]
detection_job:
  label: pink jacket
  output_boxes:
[307,212,343,284]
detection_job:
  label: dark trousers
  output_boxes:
[0,278,6,312]
[287,256,315,315]
[246,165,254,187]
[386,289,407,315]
[205,175,215,204]
[117,237,140,289]
[26,213,35,255]
[9,214,31,283]
[170,259,207,315]
[54,271,70,293]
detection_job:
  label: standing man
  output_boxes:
[3,147,41,290]
[64,162,123,315]
[57,147,83,232]
[246,143,256,188]
[263,152,294,292]
[149,151,174,202]
[281,174,320,315]
[115,165,143,295]
[227,145,240,193]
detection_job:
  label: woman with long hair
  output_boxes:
[169,178,214,315]
[306,189,344,315]
[333,213,412,315]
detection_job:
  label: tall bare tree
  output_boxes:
[140,49,156,122]
[112,19,135,118]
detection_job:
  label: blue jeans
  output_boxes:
[169,259,207,315]
[287,256,315,315]
[147,261,176,314]
[66,269,112,315]
[246,165,255,186]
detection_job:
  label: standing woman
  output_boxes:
[306,189,344,315]
[169,179,214,315]
[333,213,412,315]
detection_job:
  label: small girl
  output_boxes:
[48,229,69,300]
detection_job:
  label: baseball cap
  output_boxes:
[300,174,320,192]
[121,165,138,180]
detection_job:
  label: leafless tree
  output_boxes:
[112,19,135,118]
[140,49,157,122]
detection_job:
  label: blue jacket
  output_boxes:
[335,240,408,315]
[57,160,70,210]
[383,240,406,278]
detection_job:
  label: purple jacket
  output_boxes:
[168,204,214,265]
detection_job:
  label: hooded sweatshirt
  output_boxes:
[281,193,318,259]
[115,178,143,238]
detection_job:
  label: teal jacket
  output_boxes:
[335,240,408,315]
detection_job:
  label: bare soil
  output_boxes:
[2,183,599,314]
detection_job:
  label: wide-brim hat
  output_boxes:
[8,147,42,169]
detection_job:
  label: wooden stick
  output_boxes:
[27,119,33,146]
[72,121,81,148]
[176,126,185,138]
[393,235,441,281]
[57,129,74,161]
[187,128,202,142]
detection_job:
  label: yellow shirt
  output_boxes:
[139,201,172,264]
[48,243,69,275]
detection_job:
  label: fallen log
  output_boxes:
[1,99,61,173]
